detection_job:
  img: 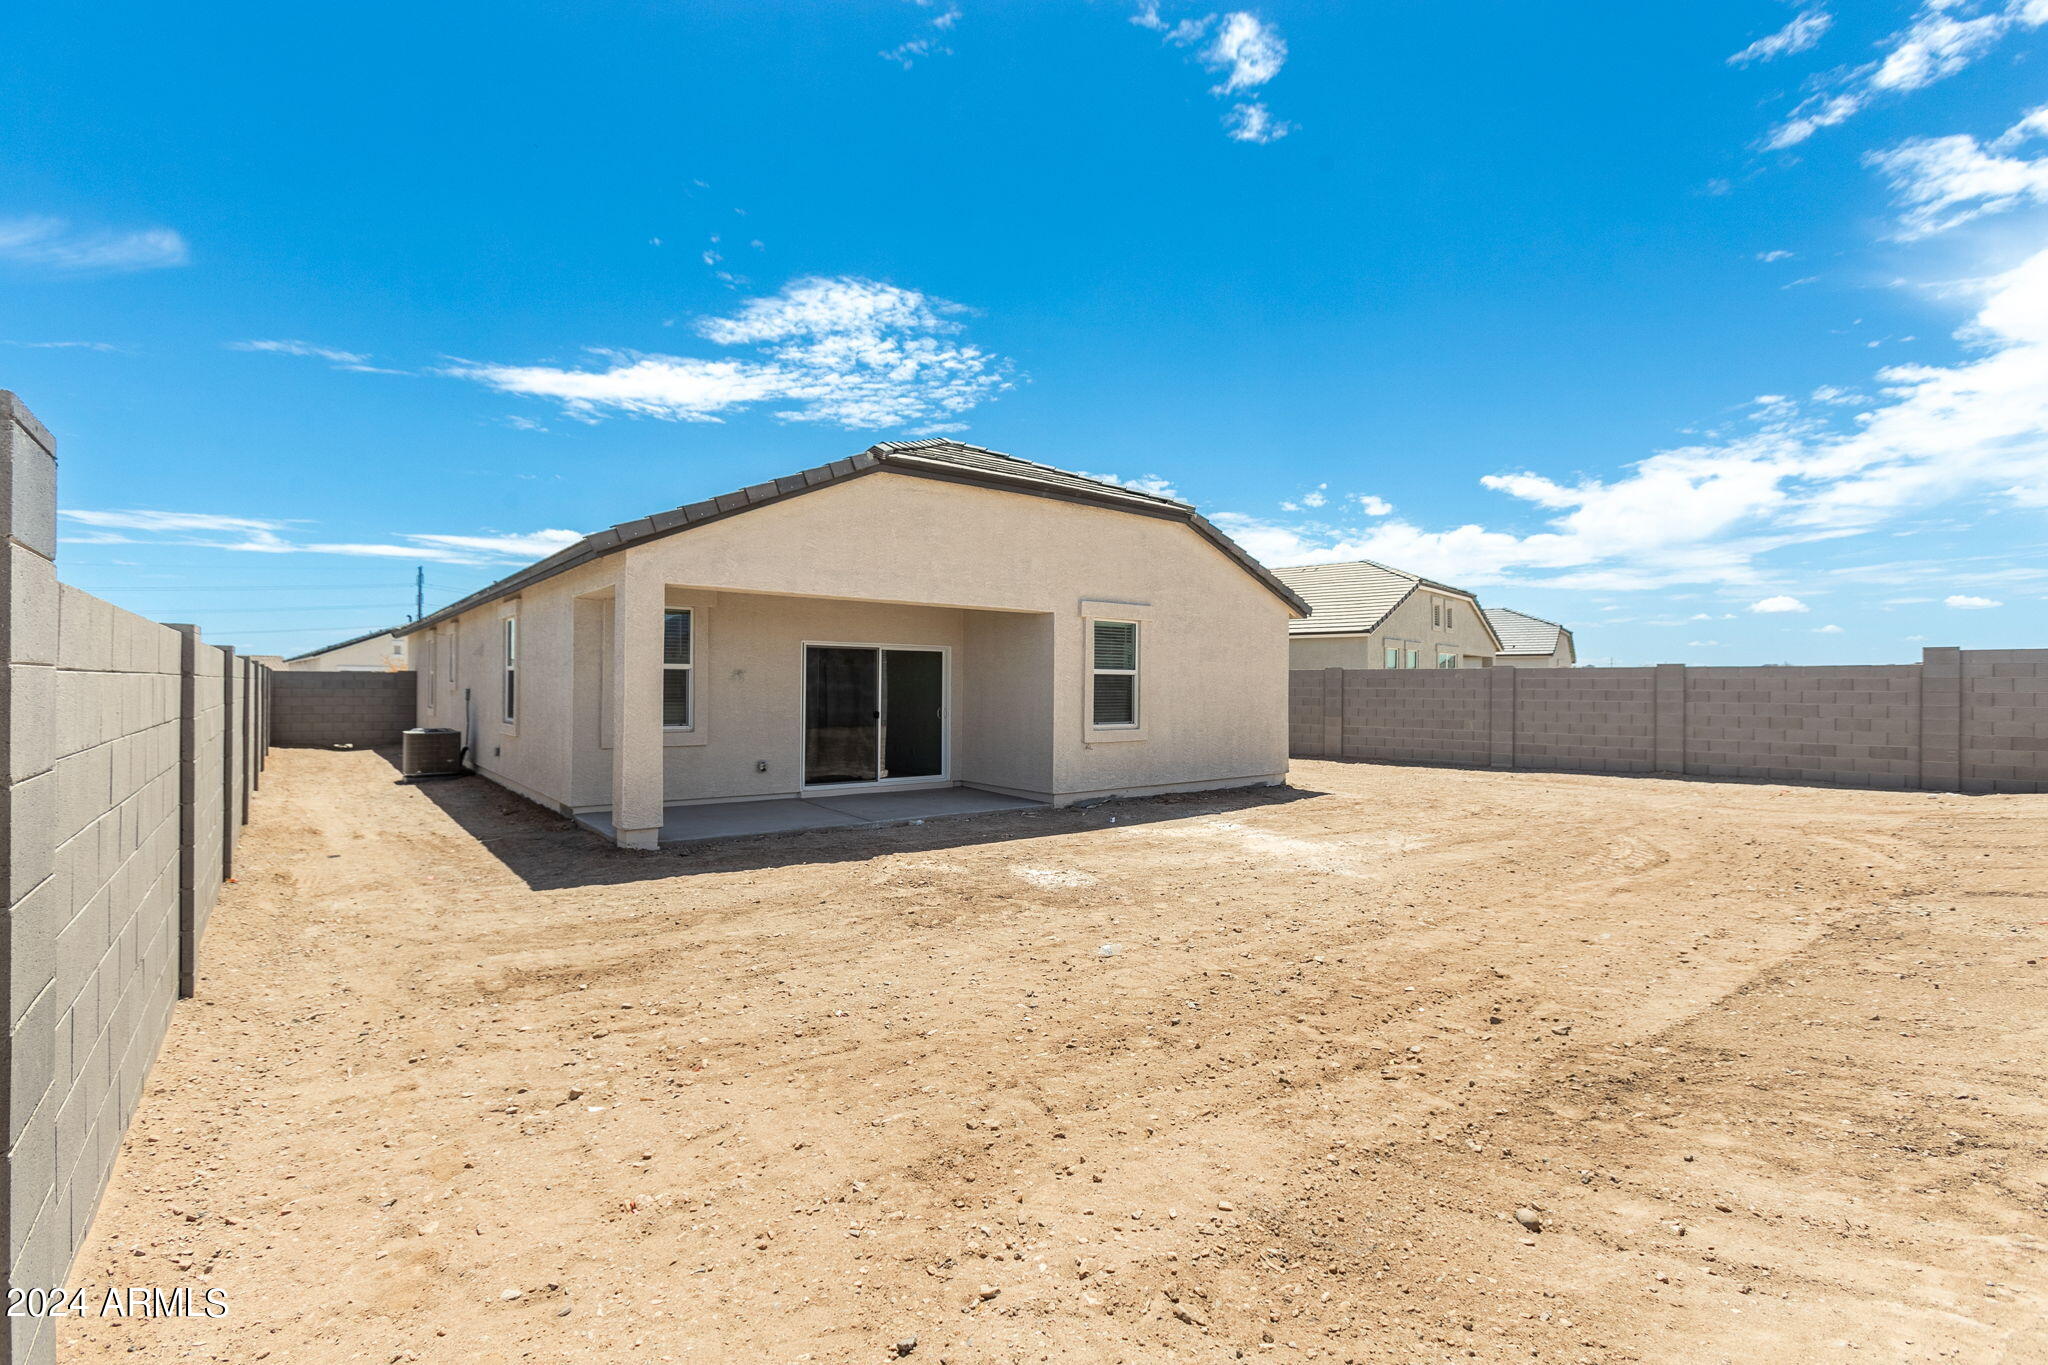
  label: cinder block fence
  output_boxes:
[1290,650,2048,794]
[268,670,417,748]
[1,394,272,1365]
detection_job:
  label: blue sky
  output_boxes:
[4,0,2046,663]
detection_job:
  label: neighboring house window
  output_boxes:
[663,608,693,728]
[1385,645,1402,669]
[1091,620,1139,727]
[1407,648,1420,668]
[423,634,437,712]
[449,621,460,683]
[1437,650,1458,669]
[501,617,517,722]
[1444,604,1455,629]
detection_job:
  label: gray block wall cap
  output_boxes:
[1,390,57,455]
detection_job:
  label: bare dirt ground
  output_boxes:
[60,749,2048,1364]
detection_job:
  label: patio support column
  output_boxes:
[610,563,666,849]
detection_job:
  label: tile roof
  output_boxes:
[1272,559,1485,636]
[397,440,1304,635]
[1483,607,1568,657]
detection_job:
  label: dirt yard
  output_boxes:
[60,750,2048,1364]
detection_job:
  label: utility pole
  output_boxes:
[415,565,424,622]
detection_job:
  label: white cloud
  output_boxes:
[58,508,581,565]
[1816,623,1845,633]
[2,339,120,351]
[1751,595,1810,613]
[1944,593,2002,608]
[1357,495,1394,517]
[1688,640,1723,647]
[881,0,958,67]
[1868,104,2048,238]
[1757,249,1795,262]
[1224,101,1292,144]
[1218,245,2048,593]
[1206,11,1286,93]
[446,275,1012,428]
[0,217,188,273]
[1763,0,2046,150]
[1135,6,1294,142]
[1729,9,1833,65]
[230,338,373,366]
[1078,471,1183,500]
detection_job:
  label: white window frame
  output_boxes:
[1089,619,1140,730]
[1079,601,1150,742]
[423,632,437,713]
[662,607,694,731]
[500,614,518,726]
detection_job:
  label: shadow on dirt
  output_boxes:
[396,758,1331,891]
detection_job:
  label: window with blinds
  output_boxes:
[662,608,693,728]
[501,616,518,722]
[1090,620,1138,727]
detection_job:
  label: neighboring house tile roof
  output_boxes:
[396,440,1307,635]
[1484,607,1568,656]
[286,627,404,662]
[1272,560,1497,648]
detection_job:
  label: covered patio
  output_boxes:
[572,783,1044,846]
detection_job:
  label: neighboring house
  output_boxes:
[1483,607,1576,668]
[1273,560,1502,669]
[394,439,1308,849]
[286,628,408,672]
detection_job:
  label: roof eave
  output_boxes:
[396,447,1307,633]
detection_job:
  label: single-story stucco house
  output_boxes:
[287,627,409,671]
[1483,607,1577,668]
[395,440,1309,848]
[1272,559,1502,670]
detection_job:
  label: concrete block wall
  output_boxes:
[1290,649,2048,794]
[1513,666,1657,774]
[1,394,270,1365]
[269,671,416,748]
[1337,669,1490,767]
[1959,650,2048,794]
[1287,668,1327,759]
[1685,665,1921,789]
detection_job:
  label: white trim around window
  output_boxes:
[1079,601,1150,742]
[422,631,437,712]
[662,607,694,731]
[500,613,518,727]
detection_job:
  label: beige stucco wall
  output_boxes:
[1287,634,1376,670]
[1288,588,1496,671]
[289,632,406,672]
[412,470,1294,815]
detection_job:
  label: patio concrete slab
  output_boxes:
[575,786,1045,846]
[802,787,1043,821]
[577,799,867,844]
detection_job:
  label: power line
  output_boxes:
[208,625,393,637]
[142,601,409,613]
[70,581,420,592]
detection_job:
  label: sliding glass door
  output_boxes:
[803,645,946,786]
